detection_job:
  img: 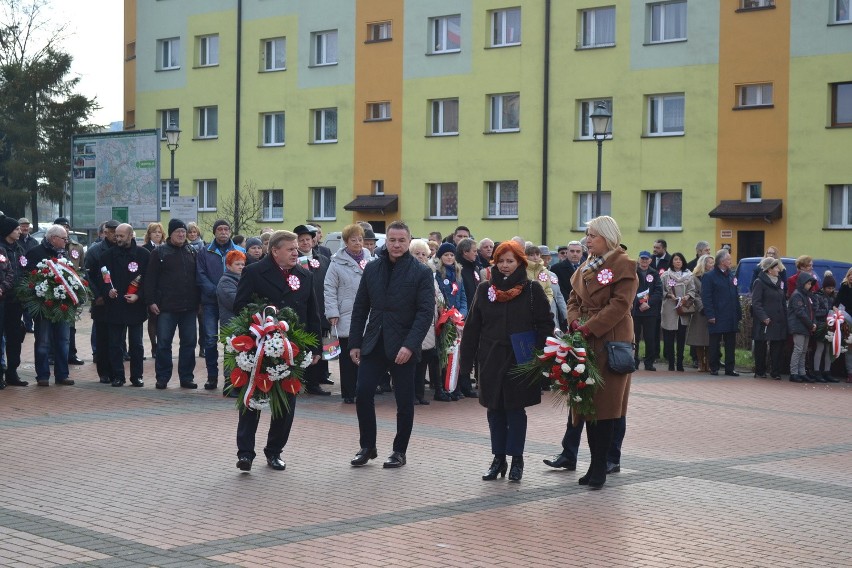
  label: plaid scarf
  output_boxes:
[581,255,605,274]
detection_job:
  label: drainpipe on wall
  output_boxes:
[540,0,551,245]
[233,0,243,232]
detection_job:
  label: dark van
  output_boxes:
[734,257,852,295]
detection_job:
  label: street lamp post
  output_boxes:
[165,121,181,188]
[590,103,612,217]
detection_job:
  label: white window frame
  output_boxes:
[263,37,286,71]
[487,180,519,219]
[431,98,459,135]
[311,187,337,221]
[427,183,458,219]
[159,109,179,139]
[828,185,852,228]
[160,179,179,210]
[312,30,338,66]
[576,192,612,229]
[430,15,461,54]
[197,180,217,212]
[313,108,338,143]
[490,8,521,47]
[489,93,520,133]
[833,0,851,23]
[260,189,284,222]
[262,112,285,146]
[645,190,682,231]
[373,180,384,195]
[736,83,773,108]
[158,37,180,70]
[578,98,613,139]
[197,106,218,139]
[368,21,392,42]
[744,182,762,203]
[580,6,616,49]
[647,93,684,136]
[198,34,219,67]
[366,101,391,121]
[648,1,687,44]
[740,0,774,8]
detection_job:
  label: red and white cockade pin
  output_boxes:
[287,274,301,291]
[19,256,27,267]
[359,259,367,270]
[128,261,139,273]
[487,285,497,302]
[309,258,320,269]
[646,274,653,283]
[474,271,480,282]
[538,272,548,282]
[71,250,80,259]
[667,278,676,287]
[451,282,459,295]
[733,277,738,286]
[0,255,6,263]
[550,275,558,285]
[598,268,614,285]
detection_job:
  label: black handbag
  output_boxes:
[605,341,636,374]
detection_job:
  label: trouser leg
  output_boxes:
[390,356,416,453]
[504,408,528,457]
[236,408,262,459]
[264,394,296,457]
[355,349,383,449]
[560,409,584,462]
[487,409,508,455]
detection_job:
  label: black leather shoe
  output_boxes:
[68,356,85,365]
[56,378,75,386]
[5,376,28,387]
[320,377,334,385]
[111,378,124,387]
[824,375,840,383]
[129,377,144,387]
[800,374,814,383]
[180,381,198,389]
[383,451,406,469]
[99,376,112,384]
[482,455,507,480]
[433,390,452,402]
[350,447,378,466]
[415,397,431,405]
[343,397,355,404]
[789,374,803,383]
[754,373,767,378]
[266,456,286,470]
[460,388,478,398]
[204,380,218,390]
[236,457,252,471]
[606,463,621,474]
[508,456,524,481]
[809,374,825,383]
[543,454,576,470]
[724,371,740,377]
[306,385,331,396]
[645,365,657,372]
[155,381,168,389]
[710,370,719,376]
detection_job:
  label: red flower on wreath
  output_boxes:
[577,381,586,389]
[28,283,34,289]
[231,367,249,387]
[45,300,54,307]
[255,372,273,393]
[230,335,256,352]
[282,378,302,395]
[60,304,69,312]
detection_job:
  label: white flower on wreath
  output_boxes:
[573,395,583,402]
[267,364,291,381]
[224,335,237,353]
[236,351,256,372]
[561,363,571,374]
[299,355,312,368]
[846,335,852,345]
[35,281,48,298]
[575,364,586,374]
[264,333,285,358]
[585,377,595,386]
[53,287,67,299]
[248,398,270,410]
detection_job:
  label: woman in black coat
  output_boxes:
[751,257,787,379]
[459,241,553,482]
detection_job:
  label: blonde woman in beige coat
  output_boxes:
[685,254,715,372]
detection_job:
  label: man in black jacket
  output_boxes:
[633,250,663,371]
[550,240,584,303]
[232,230,322,472]
[85,220,119,383]
[0,216,28,387]
[348,221,435,469]
[294,224,332,395]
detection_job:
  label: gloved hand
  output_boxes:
[569,319,581,332]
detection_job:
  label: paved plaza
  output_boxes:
[1,322,851,567]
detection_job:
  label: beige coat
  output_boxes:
[660,269,693,330]
[685,275,710,346]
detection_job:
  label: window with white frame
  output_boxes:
[645,191,682,230]
[428,183,458,219]
[740,0,775,8]
[312,30,338,65]
[487,181,519,218]
[368,21,392,42]
[430,15,461,53]
[834,0,851,23]
[198,34,219,66]
[828,185,852,228]
[744,182,762,203]
[311,187,336,220]
[263,37,286,71]
[490,93,520,132]
[648,1,687,43]
[647,94,684,136]
[831,82,852,127]
[580,6,615,48]
[313,108,338,143]
[260,189,284,221]
[431,98,459,135]
[197,106,218,138]
[160,179,179,210]
[373,180,384,195]
[736,83,773,108]
[577,192,612,228]
[158,37,180,70]
[491,8,521,47]
[159,109,179,139]
[197,180,217,211]
[366,102,391,121]
[262,112,285,146]
[578,98,613,139]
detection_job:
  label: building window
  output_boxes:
[431,98,459,135]
[312,108,338,143]
[487,181,519,218]
[489,93,520,132]
[740,0,775,8]
[648,1,687,43]
[580,6,616,49]
[126,42,136,61]
[262,112,285,146]
[366,101,391,121]
[367,21,392,42]
[157,37,180,70]
[197,180,217,211]
[263,37,286,71]
[198,34,219,67]
[260,189,284,221]
[647,94,684,136]
[125,109,135,128]
[197,106,218,138]
[428,183,458,219]
[490,8,521,47]
[159,109,179,139]
[831,82,852,127]
[578,99,613,139]
[577,192,612,229]
[160,179,179,210]
[828,185,852,228]
[834,0,851,23]
[744,182,762,203]
[312,30,338,66]
[430,15,461,54]
[311,187,336,220]
[645,190,682,230]
[736,83,773,108]
[373,180,384,195]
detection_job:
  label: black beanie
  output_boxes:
[168,218,188,237]
[0,216,20,238]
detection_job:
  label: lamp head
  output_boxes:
[590,102,612,139]
[165,121,181,150]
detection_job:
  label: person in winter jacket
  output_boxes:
[812,272,840,382]
[633,250,663,371]
[787,273,817,383]
[524,244,555,305]
[409,239,441,405]
[217,250,245,327]
[660,252,692,371]
[751,257,788,379]
[0,216,28,388]
[834,267,852,383]
[701,249,742,376]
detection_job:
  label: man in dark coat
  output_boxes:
[294,224,332,395]
[0,216,28,387]
[54,217,86,366]
[95,223,150,387]
[550,240,584,305]
[701,249,742,376]
[348,221,435,469]
[85,220,119,383]
[633,250,663,371]
[16,217,39,253]
[232,230,323,472]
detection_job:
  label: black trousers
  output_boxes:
[92,305,111,379]
[236,394,296,460]
[2,301,25,378]
[108,323,144,381]
[633,317,657,368]
[663,322,687,368]
[754,339,783,376]
[338,337,357,399]
[415,347,439,398]
[709,331,737,374]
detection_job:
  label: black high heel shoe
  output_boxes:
[508,455,524,481]
[482,455,507,480]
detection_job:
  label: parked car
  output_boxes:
[322,231,386,255]
[735,257,852,295]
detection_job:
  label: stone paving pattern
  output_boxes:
[1,323,851,567]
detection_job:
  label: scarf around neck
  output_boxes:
[490,264,528,302]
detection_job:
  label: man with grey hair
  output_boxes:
[686,240,711,272]
[476,238,493,270]
[701,249,742,376]
[551,240,585,303]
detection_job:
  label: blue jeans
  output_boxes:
[34,319,70,381]
[487,408,528,456]
[201,302,219,380]
[155,310,197,384]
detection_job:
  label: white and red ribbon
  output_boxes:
[827,307,845,359]
[47,259,85,305]
[538,334,587,366]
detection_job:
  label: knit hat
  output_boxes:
[0,216,20,238]
[168,218,187,236]
[245,236,263,249]
[437,242,456,258]
[823,271,836,288]
[212,219,231,233]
